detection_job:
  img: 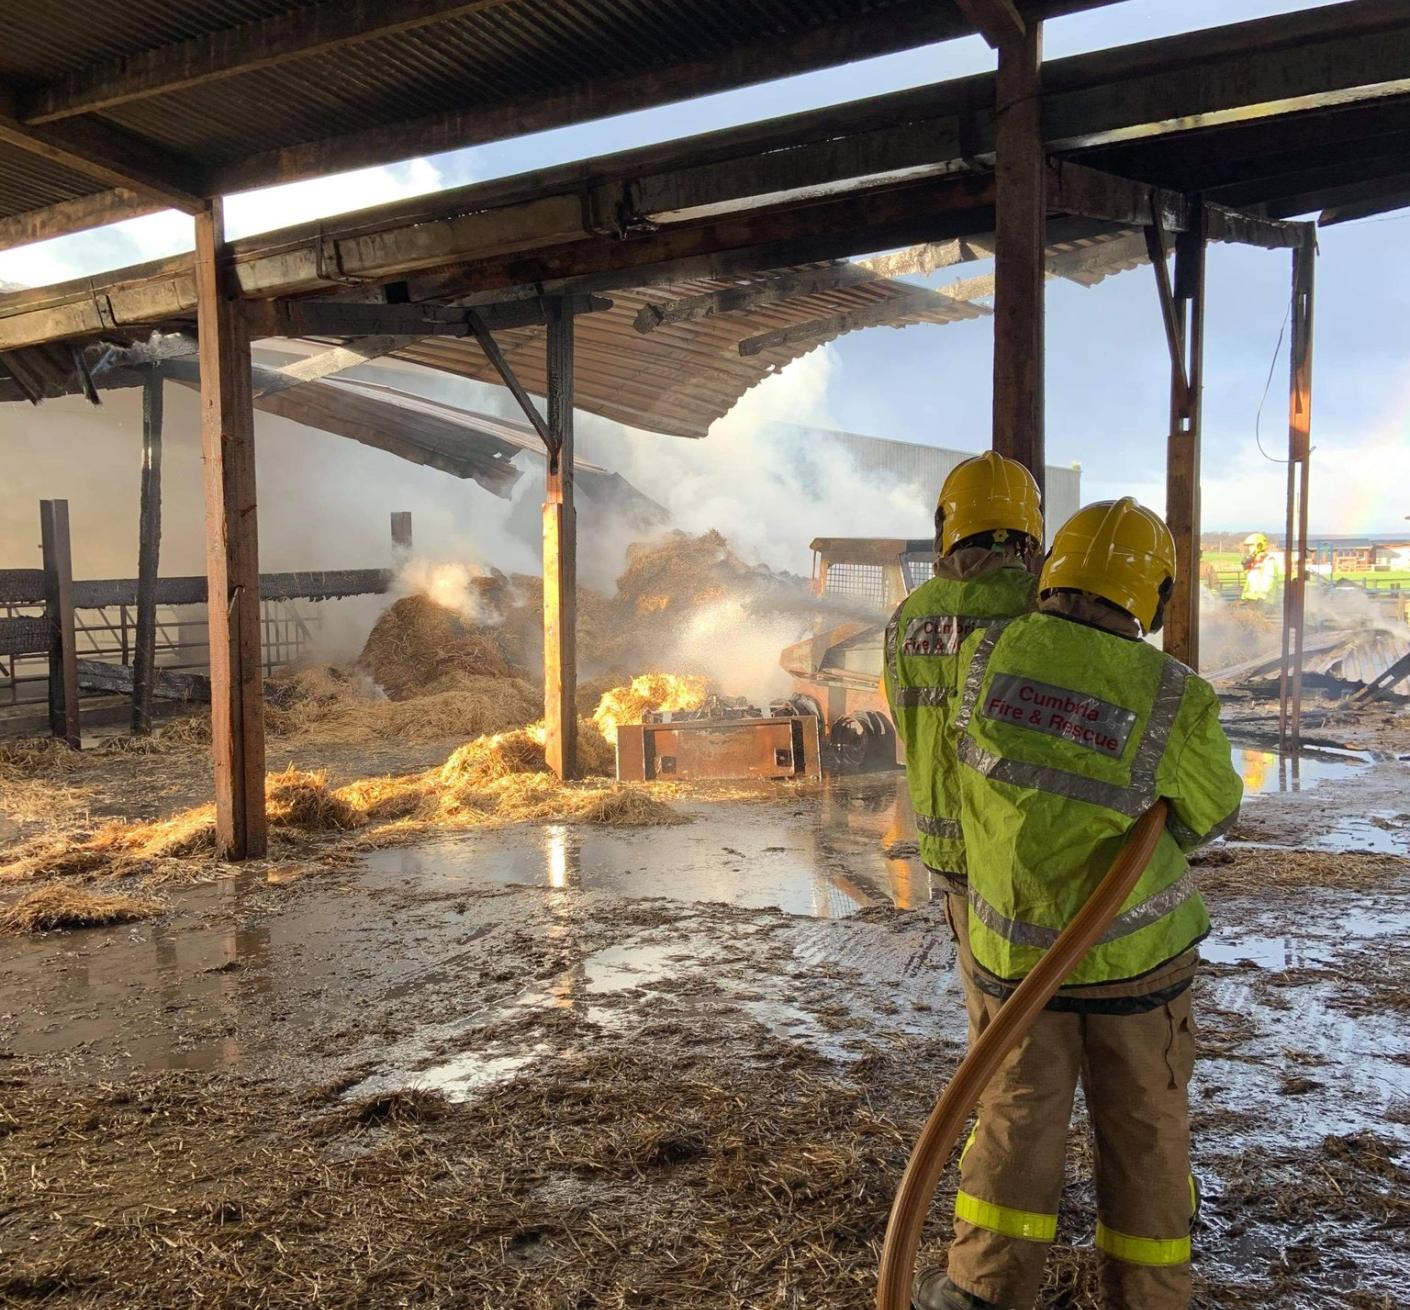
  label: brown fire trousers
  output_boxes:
[941,892,1197,1310]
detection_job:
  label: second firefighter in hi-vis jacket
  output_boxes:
[916,498,1242,1310]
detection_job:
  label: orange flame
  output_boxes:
[591,673,708,745]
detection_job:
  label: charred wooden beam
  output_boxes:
[39,499,80,748]
[257,293,610,340]
[34,569,392,610]
[131,370,164,734]
[633,239,1000,333]
[0,97,205,214]
[0,189,164,251]
[0,569,47,605]
[0,616,51,657]
[992,24,1046,498]
[1162,209,1206,669]
[542,299,577,781]
[1142,206,1190,416]
[196,201,265,859]
[1259,166,1410,221]
[1278,236,1316,750]
[391,512,413,563]
[955,0,1027,48]
[78,658,210,703]
[1320,187,1410,225]
[466,313,556,451]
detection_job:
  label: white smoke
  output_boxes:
[664,596,801,706]
[394,558,499,625]
[579,347,934,580]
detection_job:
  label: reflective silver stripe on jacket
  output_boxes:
[957,737,1143,814]
[1125,659,1189,800]
[885,611,901,684]
[1168,802,1240,851]
[915,813,962,840]
[955,625,1190,815]
[952,622,1009,733]
[893,685,951,707]
[968,873,1200,950]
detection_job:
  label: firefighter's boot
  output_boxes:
[913,1268,1006,1310]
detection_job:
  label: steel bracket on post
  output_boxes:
[466,304,558,459]
[1144,197,1192,420]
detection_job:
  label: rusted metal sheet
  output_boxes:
[616,714,822,783]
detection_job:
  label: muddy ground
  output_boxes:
[1,716,1408,1308]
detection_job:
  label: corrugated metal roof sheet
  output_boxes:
[101,1,905,162]
[0,0,960,223]
[395,269,990,438]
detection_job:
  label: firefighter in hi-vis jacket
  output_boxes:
[914,498,1242,1310]
[884,451,1043,1045]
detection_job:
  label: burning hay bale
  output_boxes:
[440,726,548,789]
[359,595,516,698]
[614,529,761,618]
[266,766,363,831]
[0,884,163,933]
[592,673,709,745]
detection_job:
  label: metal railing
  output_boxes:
[0,599,319,708]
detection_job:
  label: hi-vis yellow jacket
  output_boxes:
[884,564,1036,878]
[1241,551,1283,602]
[954,611,1243,986]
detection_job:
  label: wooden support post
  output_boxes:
[1279,236,1316,750]
[542,299,577,781]
[196,199,267,859]
[390,510,413,564]
[1163,209,1205,668]
[39,499,80,748]
[131,369,164,734]
[991,23,1046,506]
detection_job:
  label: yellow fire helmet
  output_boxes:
[1243,531,1269,554]
[1040,497,1177,632]
[936,450,1043,555]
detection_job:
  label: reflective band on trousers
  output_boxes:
[954,1190,1057,1243]
[1095,1221,1191,1267]
[968,873,1200,949]
[915,812,962,839]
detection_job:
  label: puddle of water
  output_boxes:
[1232,746,1369,795]
[361,776,930,919]
[1310,812,1410,854]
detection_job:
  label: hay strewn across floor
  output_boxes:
[3,1038,1400,1309]
[0,884,163,933]
[0,723,685,886]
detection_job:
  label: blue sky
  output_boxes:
[2,0,1406,542]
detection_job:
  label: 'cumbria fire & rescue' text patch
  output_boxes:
[901,615,987,656]
[981,674,1138,758]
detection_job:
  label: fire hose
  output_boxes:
[875,800,1171,1310]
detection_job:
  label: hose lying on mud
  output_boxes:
[874,800,1171,1310]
